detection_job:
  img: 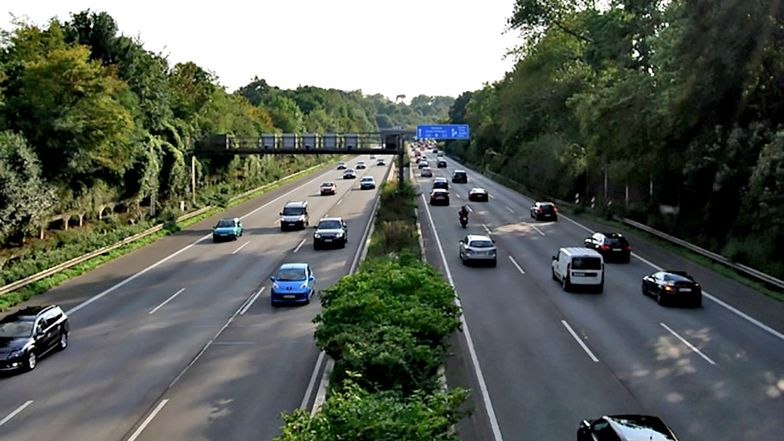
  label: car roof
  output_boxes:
[284,201,307,207]
[279,263,309,270]
[319,217,343,222]
[604,415,678,441]
[361,176,374,180]
[433,177,448,182]
[560,247,602,257]
[321,181,335,185]
[219,217,239,222]
[466,234,493,242]
[453,169,466,173]
[536,201,555,205]
[432,188,449,193]
[2,305,57,322]
[470,187,486,192]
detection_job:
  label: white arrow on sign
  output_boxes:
[451,129,457,137]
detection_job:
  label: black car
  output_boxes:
[584,232,631,263]
[641,271,702,307]
[530,201,558,221]
[452,170,468,183]
[313,217,348,250]
[437,159,447,168]
[578,415,679,441]
[0,305,69,372]
[468,187,489,202]
[432,177,449,190]
[430,189,450,206]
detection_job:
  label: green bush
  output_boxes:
[276,380,467,441]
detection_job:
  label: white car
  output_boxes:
[359,176,376,190]
[356,160,367,169]
[552,247,604,292]
[420,167,433,178]
[459,235,497,267]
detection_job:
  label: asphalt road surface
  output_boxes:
[412,151,784,441]
[0,155,392,441]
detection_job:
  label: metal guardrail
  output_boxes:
[0,161,335,298]
[620,218,784,290]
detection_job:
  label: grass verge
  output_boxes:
[0,160,335,312]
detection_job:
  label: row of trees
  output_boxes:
[446,0,784,277]
[0,10,453,247]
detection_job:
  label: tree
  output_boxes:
[0,132,55,243]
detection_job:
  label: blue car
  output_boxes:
[270,263,316,306]
[212,217,244,242]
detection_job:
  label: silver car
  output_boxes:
[459,234,497,267]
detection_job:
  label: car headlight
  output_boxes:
[314,233,321,239]
[8,349,24,358]
[272,282,280,290]
[466,249,475,255]
[300,283,309,290]
[336,232,344,237]
[299,215,306,221]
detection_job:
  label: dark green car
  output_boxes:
[212,217,244,242]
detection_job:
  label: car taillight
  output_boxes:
[600,245,609,251]
[554,207,558,212]
[625,245,632,251]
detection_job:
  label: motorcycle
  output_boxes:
[459,213,468,228]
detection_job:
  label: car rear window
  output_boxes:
[606,237,629,246]
[277,268,306,281]
[469,240,494,248]
[572,256,602,270]
[454,172,466,177]
[540,204,555,212]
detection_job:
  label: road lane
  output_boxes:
[0,156,392,441]
[414,151,784,441]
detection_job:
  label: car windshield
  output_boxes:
[469,240,494,248]
[664,273,692,282]
[572,256,602,270]
[0,320,33,338]
[321,182,334,187]
[282,207,305,216]
[344,169,354,173]
[216,219,235,228]
[318,220,342,230]
[362,177,373,182]
[276,268,306,281]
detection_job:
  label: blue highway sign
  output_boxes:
[416,124,470,140]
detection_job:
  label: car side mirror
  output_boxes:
[584,238,592,245]
[343,222,347,228]
[309,276,315,281]
[552,255,558,261]
[270,276,276,282]
[577,422,592,441]
[279,211,283,216]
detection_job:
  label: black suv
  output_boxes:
[578,415,679,441]
[0,305,69,372]
[313,217,348,249]
[432,177,449,190]
[584,232,631,263]
[451,170,468,183]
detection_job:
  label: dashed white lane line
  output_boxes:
[561,320,599,363]
[505,206,514,214]
[148,288,186,315]
[466,205,474,213]
[455,193,462,199]
[336,197,344,205]
[126,399,169,441]
[509,256,526,275]
[660,322,717,366]
[0,400,34,428]
[421,193,504,441]
[482,224,493,235]
[489,194,496,200]
[530,224,546,236]
[231,241,249,255]
[293,238,307,253]
[239,287,264,315]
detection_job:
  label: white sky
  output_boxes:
[2,0,522,100]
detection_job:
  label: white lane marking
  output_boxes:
[466,205,473,213]
[660,322,717,366]
[300,351,326,410]
[421,193,504,441]
[631,252,662,270]
[489,194,496,200]
[561,320,599,363]
[0,400,33,428]
[231,241,249,255]
[239,287,264,315]
[505,206,514,214]
[509,256,526,275]
[169,289,258,388]
[212,341,254,345]
[455,193,462,199]
[311,358,334,416]
[560,213,594,234]
[530,224,546,236]
[482,224,493,235]
[148,288,186,315]
[126,399,169,441]
[293,238,307,253]
[336,197,343,205]
[67,168,331,316]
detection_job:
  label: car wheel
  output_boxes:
[694,297,703,308]
[553,215,558,222]
[232,234,238,241]
[24,351,37,371]
[562,274,571,292]
[314,242,321,251]
[58,331,68,351]
[490,259,497,268]
[271,299,279,307]
[657,291,665,306]
[341,239,347,249]
[552,268,558,281]
[595,282,604,294]
[641,283,648,296]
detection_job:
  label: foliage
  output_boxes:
[448,0,784,277]
[276,381,467,441]
[367,179,420,258]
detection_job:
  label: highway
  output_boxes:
[0,156,392,441]
[413,151,784,441]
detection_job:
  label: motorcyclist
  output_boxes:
[458,205,469,224]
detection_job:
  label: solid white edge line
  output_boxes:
[293,238,307,254]
[660,322,717,366]
[239,287,264,315]
[0,400,33,428]
[311,358,334,417]
[482,224,492,235]
[508,256,526,275]
[67,167,332,316]
[231,241,249,255]
[126,398,169,441]
[505,206,514,214]
[336,197,343,205]
[531,224,546,237]
[148,288,186,315]
[421,193,504,441]
[561,320,599,363]
[300,351,326,410]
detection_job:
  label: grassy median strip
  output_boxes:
[0,160,334,312]
[276,177,467,441]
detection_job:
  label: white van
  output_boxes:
[551,247,604,293]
